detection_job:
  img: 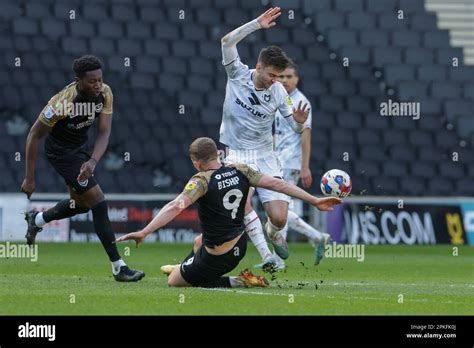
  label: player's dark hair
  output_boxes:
[287,60,299,76]
[189,137,218,163]
[73,55,103,78]
[258,46,290,71]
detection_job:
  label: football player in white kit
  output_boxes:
[272,62,331,269]
[219,7,310,267]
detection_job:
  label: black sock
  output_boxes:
[198,277,232,288]
[43,199,90,223]
[91,201,121,262]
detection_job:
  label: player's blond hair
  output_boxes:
[189,137,218,163]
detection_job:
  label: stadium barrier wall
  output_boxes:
[0,194,473,246]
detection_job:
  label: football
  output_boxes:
[320,169,352,198]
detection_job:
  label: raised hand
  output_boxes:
[293,100,310,124]
[257,7,281,29]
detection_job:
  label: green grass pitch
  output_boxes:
[1,242,472,315]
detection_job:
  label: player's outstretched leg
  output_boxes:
[245,210,276,271]
[82,185,145,282]
[286,210,331,265]
[263,200,290,260]
[24,198,90,245]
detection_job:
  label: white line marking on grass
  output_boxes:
[201,288,465,305]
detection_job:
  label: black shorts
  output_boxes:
[44,136,98,194]
[180,233,247,286]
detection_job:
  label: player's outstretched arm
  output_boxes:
[116,194,193,247]
[256,175,342,211]
[221,7,281,65]
[21,118,51,199]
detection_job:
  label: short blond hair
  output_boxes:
[189,137,218,163]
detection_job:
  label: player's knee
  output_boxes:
[270,216,287,229]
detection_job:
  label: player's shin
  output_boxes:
[91,200,121,265]
[244,210,272,261]
[287,209,324,243]
[39,199,90,226]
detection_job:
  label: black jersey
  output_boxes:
[39,82,113,148]
[181,164,263,247]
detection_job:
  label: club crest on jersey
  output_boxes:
[264,94,271,102]
[185,180,198,191]
[285,95,293,106]
[95,103,103,113]
[78,179,89,187]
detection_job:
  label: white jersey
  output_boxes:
[219,56,294,153]
[275,88,312,170]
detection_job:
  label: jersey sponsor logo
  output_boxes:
[248,92,261,106]
[285,95,293,106]
[235,98,267,119]
[185,180,198,191]
[44,105,56,119]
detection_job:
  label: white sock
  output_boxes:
[272,223,288,266]
[34,212,46,227]
[112,259,126,275]
[287,210,324,243]
[244,210,272,261]
[229,276,244,288]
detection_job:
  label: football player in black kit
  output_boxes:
[117,137,341,288]
[21,55,144,282]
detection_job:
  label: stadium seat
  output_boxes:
[182,23,207,42]
[302,0,331,14]
[373,47,402,66]
[449,66,474,82]
[423,31,450,49]
[327,30,357,50]
[410,13,438,31]
[41,20,67,38]
[436,48,464,66]
[340,47,370,64]
[139,6,165,22]
[372,176,398,195]
[354,160,380,176]
[430,82,461,99]
[400,176,426,195]
[172,41,197,58]
[389,145,416,162]
[384,64,415,85]
[366,0,397,13]
[196,8,221,25]
[90,38,116,56]
[347,13,376,29]
[428,177,454,196]
[111,5,137,21]
[99,21,125,39]
[411,161,436,178]
[378,13,409,30]
[417,65,446,82]
[360,145,386,161]
[418,146,444,163]
[82,4,109,20]
[399,0,426,13]
[435,131,459,148]
[383,161,408,177]
[392,31,421,48]
[398,81,428,100]
[69,20,95,38]
[117,39,142,56]
[444,99,474,119]
[404,48,434,65]
[314,12,345,32]
[360,30,389,47]
[384,130,407,146]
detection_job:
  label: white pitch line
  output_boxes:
[201,288,465,305]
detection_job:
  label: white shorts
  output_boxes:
[282,169,300,186]
[224,149,290,204]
